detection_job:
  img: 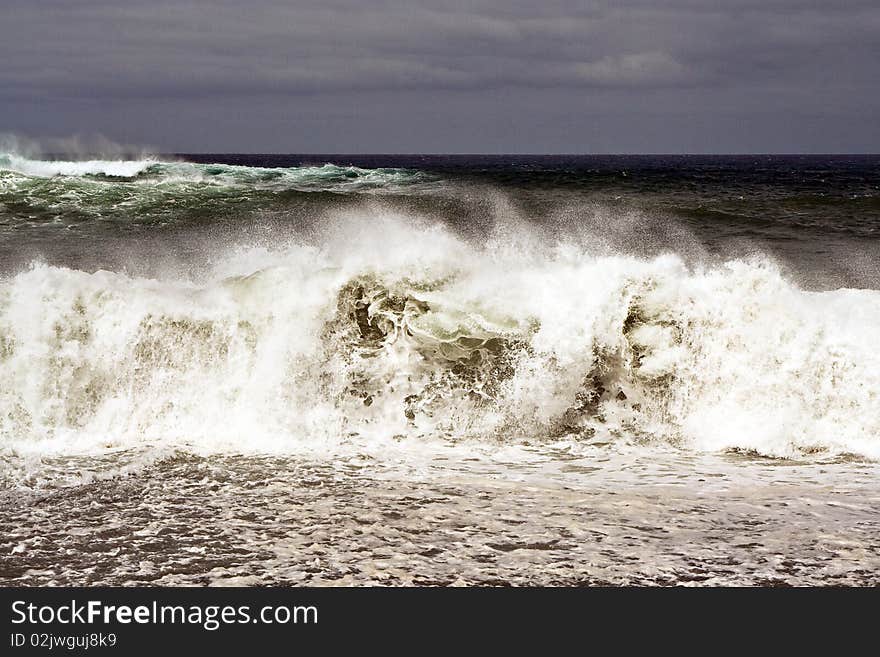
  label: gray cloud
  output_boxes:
[1,1,878,152]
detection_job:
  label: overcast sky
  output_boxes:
[2,0,878,153]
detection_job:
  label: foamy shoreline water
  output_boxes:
[3,450,879,586]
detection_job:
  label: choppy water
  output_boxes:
[1,152,878,585]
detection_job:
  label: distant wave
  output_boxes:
[1,215,878,461]
[0,152,433,192]
[0,154,156,178]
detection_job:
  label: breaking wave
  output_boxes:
[0,153,432,194]
[1,215,878,461]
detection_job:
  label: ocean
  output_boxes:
[1,153,879,585]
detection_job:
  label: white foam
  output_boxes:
[0,154,155,178]
[0,153,429,192]
[1,214,878,462]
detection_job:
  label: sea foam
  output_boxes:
[1,214,878,461]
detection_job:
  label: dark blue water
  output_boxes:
[181,153,880,238]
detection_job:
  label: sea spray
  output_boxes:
[1,215,878,460]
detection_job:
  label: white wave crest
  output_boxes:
[1,216,878,460]
[0,153,157,178]
[0,153,430,193]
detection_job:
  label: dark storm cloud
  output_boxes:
[1,1,878,151]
